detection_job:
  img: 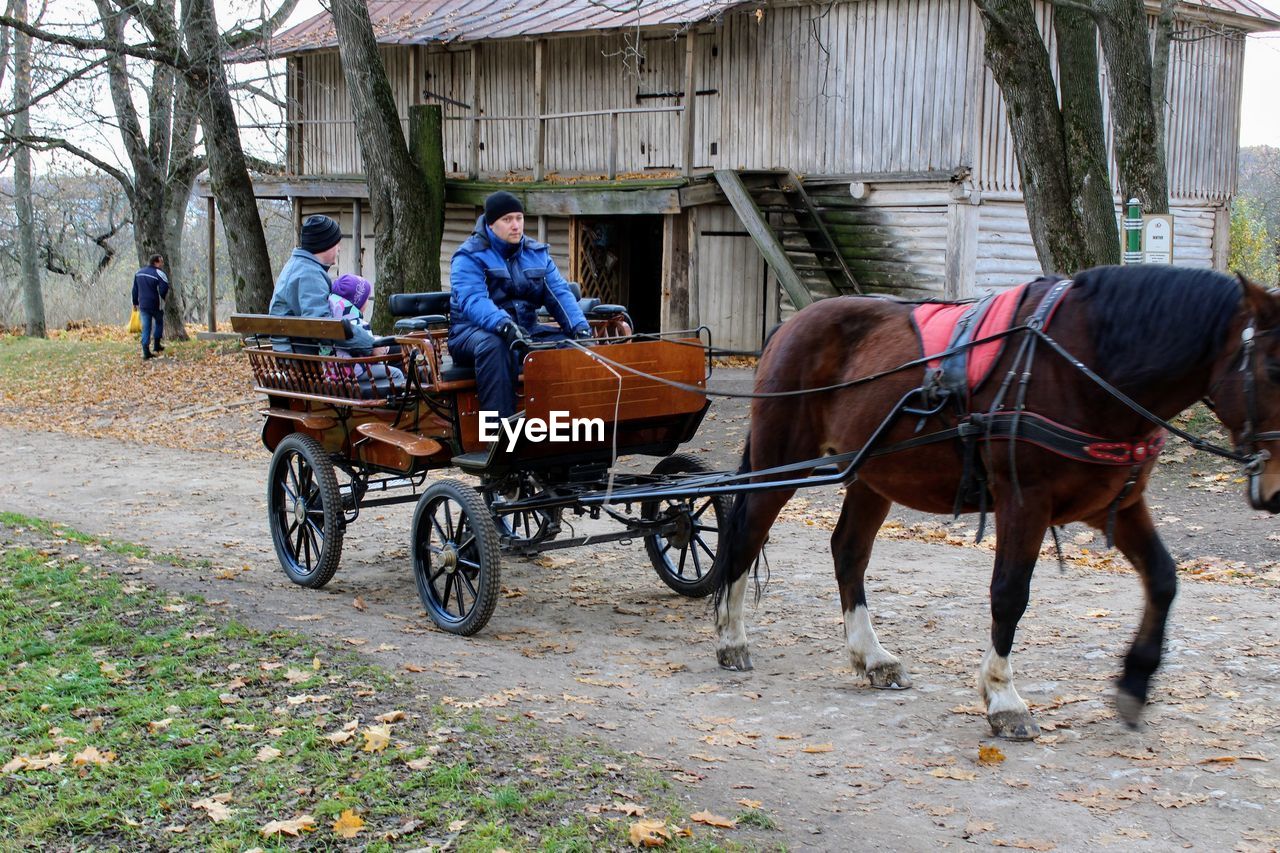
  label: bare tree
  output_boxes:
[8,0,44,336]
[329,0,444,333]
[973,0,1180,273]
[0,0,298,316]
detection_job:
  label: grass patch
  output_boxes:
[0,518,740,851]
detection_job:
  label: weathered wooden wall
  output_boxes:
[692,206,770,351]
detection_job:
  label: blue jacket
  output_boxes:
[132,266,169,312]
[448,215,588,348]
[269,248,373,352]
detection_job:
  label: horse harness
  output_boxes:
[899,278,1168,544]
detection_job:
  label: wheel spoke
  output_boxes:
[429,563,449,584]
[691,498,715,522]
[458,568,479,600]
[451,571,469,615]
[440,572,456,614]
[693,533,716,562]
[443,502,457,541]
[430,514,449,544]
[299,522,312,567]
[689,538,703,576]
[677,544,688,578]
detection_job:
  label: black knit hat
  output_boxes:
[300,215,342,254]
[484,191,524,225]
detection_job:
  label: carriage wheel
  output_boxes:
[482,474,559,551]
[642,453,726,598]
[412,480,502,636]
[267,433,344,589]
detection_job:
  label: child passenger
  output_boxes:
[328,274,406,395]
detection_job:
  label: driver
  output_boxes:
[448,191,593,419]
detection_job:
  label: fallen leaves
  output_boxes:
[629,819,673,847]
[192,794,233,823]
[978,744,1006,766]
[689,810,735,828]
[361,725,391,753]
[255,746,282,763]
[260,815,317,837]
[2,752,65,773]
[929,767,978,781]
[332,809,365,838]
[72,746,115,767]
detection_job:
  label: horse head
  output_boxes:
[1208,276,1280,513]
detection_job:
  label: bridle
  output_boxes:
[1203,319,1280,509]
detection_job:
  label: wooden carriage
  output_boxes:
[232,296,725,635]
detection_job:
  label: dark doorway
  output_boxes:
[570,215,664,333]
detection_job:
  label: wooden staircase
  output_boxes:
[713,170,862,309]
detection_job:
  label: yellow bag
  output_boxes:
[127,307,141,334]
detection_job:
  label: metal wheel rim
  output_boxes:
[272,448,329,577]
[650,495,720,585]
[419,495,484,624]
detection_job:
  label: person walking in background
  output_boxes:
[132,253,169,361]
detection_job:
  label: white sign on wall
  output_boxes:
[1142,215,1174,264]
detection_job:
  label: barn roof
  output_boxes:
[262,0,1280,57]
[265,0,748,56]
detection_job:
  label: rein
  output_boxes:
[564,295,1274,475]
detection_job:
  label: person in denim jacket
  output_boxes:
[448,191,591,419]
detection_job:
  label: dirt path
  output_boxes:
[6,426,1280,850]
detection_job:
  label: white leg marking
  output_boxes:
[977,646,1028,717]
[715,572,749,651]
[844,605,899,676]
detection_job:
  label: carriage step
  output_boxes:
[259,407,337,429]
[451,450,494,472]
[354,422,443,457]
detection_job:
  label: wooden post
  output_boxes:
[537,215,546,243]
[607,111,618,180]
[687,209,700,328]
[945,197,979,300]
[467,44,481,180]
[534,40,547,182]
[207,195,217,333]
[681,29,698,178]
[409,104,447,291]
[352,200,362,276]
[661,211,690,331]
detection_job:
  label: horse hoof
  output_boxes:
[866,662,912,690]
[717,645,753,672]
[988,711,1041,741]
[1113,688,1145,729]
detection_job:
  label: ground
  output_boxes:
[1,337,1279,850]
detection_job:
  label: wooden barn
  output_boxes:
[230,0,1280,350]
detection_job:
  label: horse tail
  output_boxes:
[713,432,755,609]
[713,322,786,609]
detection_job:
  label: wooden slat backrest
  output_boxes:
[230,313,347,339]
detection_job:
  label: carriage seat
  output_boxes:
[389,291,451,333]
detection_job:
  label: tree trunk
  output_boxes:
[12,0,45,337]
[185,0,274,313]
[975,0,1088,274]
[331,0,441,334]
[1053,4,1120,266]
[1095,0,1170,214]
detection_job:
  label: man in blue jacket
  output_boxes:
[449,192,591,418]
[132,253,170,360]
[268,214,375,354]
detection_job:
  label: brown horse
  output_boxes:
[713,265,1280,739]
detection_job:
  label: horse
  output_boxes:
[712,265,1280,740]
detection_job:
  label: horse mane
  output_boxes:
[1071,265,1241,391]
